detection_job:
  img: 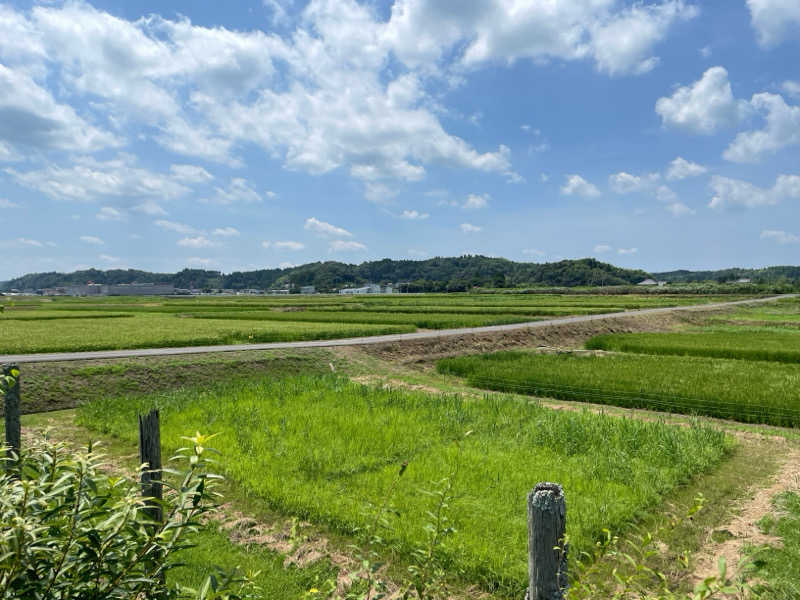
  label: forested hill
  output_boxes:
[654,266,800,284]
[1,257,650,292]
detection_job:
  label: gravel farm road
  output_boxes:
[0,294,791,364]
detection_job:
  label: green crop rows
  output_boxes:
[437,351,800,426]
[77,375,730,596]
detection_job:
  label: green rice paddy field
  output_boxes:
[77,375,730,595]
[0,292,746,354]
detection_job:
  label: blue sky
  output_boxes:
[0,0,798,280]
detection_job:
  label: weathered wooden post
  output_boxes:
[3,364,21,466]
[527,482,568,600]
[138,409,163,524]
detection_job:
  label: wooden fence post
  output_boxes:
[527,482,568,600]
[3,364,21,466]
[138,409,163,524]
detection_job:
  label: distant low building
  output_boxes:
[339,283,382,294]
[300,285,316,294]
[736,278,752,283]
[64,283,175,296]
[637,279,667,287]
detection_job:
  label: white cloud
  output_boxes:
[723,93,800,163]
[363,182,400,204]
[205,178,262,204]
[178,236,218,248]
[385,0,698,76]
[6,155,190,202]
[699,45,712,58]
[656,185,679,203]
[262,240,305,250]
[96,206,125,221]
[400,210,429,220]
[7,237,43,248]
[593,244,612,254]
[617,247,638,255]
[155,220,199,234]
[170,164,214,183]
[609,171,660,193]
[0,198,19,208]
[0,63,119,156]
[134,201,168,216]
[304,217,352,237]
[460,223,482,233]
[666,156,708,180]
[99,253,120,263]
[761,229,800,244]
[783,81,800,99]
[329,240,366,252]
[708,174,800,209]
[746,0,800,47]
[212,227,240,237]
[463,193,489,209]
[561,174,601,197]
[666,202,696,217]
[408,248,428,257]
[80,235,104,245]
[655,67,751,134]
[540,173,550,183]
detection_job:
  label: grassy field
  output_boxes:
[0,292,759,354]
[750,492,800,598]
[77,375,730,595]
[586,327,800,363]
[437,351,800,426]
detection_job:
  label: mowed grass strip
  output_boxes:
[437,351,800,426]
[77,375,730,595]
[586,328,800,363]
[186,310,542,329]
[0,313,414,354]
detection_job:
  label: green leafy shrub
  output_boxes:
[0,434,257,600]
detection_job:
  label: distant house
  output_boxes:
[339,283,382,294]
[637,278,658,286]
[300,285,316,294]
[736,278,752,283]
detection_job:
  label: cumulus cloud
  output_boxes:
[617,247,638,255]
[177,236,218,248]
[723,93,800,163]
[385,0,698,76]
[96,206,125,221]
[212,227,240,237]
[761,229,800,244]
[665,202,696,217]
[463,193,489,209]
[783,81,800,99]
[656,185,679,203]
[155,220,200,234]
[6,155,191,202]
[329,240,366,252]
[561,174,601,197]
[666,157,708,180]
[170,164,214,183]
[609,171,660,193]
[460,223,482,233]
[655,67,751,134]
[133,201,168,216]
[204,178,262,204]
[262,240,305,250]
[99,253,121,263]
[400,210,429,220]
[746,0,800,47]
[708,174,800,209]
[304,217,352,237]
[80,235,104,245]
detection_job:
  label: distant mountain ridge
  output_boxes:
[653,266,800,284]
[1,256,650,292]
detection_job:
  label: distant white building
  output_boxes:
[339,283,382,294]
[736,278,752,283]
[300,285,316,294]
[637,279,667,287]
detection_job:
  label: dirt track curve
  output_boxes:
[0,294,790,364]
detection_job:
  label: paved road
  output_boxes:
[1,294,790,364]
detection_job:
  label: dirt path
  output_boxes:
[692,448,800,583]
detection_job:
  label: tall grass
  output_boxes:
[437,351,800,426]
[586,328,800,363]
[77,375,730,595]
